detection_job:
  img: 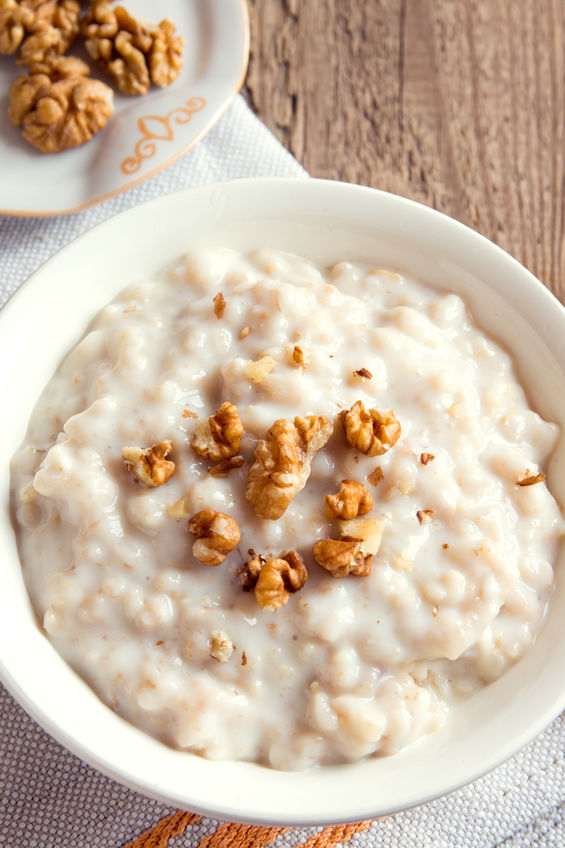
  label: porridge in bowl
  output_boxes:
[10,248,563,770]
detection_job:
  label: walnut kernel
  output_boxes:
[8,55,113,153]
[122,441,174,487]
[213,292,225,319]
[81,3,183,96]
[517,472,546,486]
[420,452,435,465]
[0,0,34,55]
[191,401,243,461]
[246,415,333,519]
[15,0,80,66]
[324,479,373,520]
[187,509,240,567]
[207,456,245,477]
[313,539,372,578]
[338,516,384,555]
[341,400,401,456]
[209,630,234,663]
[251,551,308,610]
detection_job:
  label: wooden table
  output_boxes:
[243,0,565,300]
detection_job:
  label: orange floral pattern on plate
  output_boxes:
[121,96,207,175]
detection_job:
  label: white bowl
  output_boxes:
[1,179,564,826]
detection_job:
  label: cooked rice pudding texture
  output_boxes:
[11,248,564,770]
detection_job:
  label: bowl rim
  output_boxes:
[1,177,565,826]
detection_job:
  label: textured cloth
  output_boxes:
[0,95,563,848]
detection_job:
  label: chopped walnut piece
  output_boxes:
[417,509,435,524]
[245,355,276,383]
[81,3,183,96]
[324,479,373,519]
[209,630,234,663]
[241,650,247,666]
[0,0,34,55]
[338,517,384,555]
[253,551,308,610]
[517,472,546,486]
[8,55,113,153]
[13,0,80,66]
[353,368,373,379]
[292,346,306,368]
[207,456,245,477]
[122,441,175,487]
[149,17,183,87]
[367,466,384,486]
[213,292,226,319]
[187,509,240,567]
[341,400,401,457]
[313,539,372,578]
[238,553,264,590]
[420,452,435,465]
[191,401,243,461]
[182,409,197,419]
[246,415,333,519]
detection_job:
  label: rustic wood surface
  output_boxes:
[243,0,565,300]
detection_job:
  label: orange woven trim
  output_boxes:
[199,822,288,848]
[122,811,201,848]
[296,820,374,848]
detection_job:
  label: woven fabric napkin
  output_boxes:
[0,95,563,848]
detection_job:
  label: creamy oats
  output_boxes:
[11,248,564,769]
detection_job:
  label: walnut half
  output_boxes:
[187,509,240,567]
[341,400,401,457]
[239,551,307,610]
[81,3,183,96]
[324,479,373,520]
[122,441,174,487]
[8,56,113,153]
[191,401,243,462]
[246,415,333,520]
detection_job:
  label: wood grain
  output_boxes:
[243,0,565,299]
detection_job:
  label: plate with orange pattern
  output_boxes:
[0,0,249,216]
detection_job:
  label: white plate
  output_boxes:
[0,0,249,216]
[1,180,564,826]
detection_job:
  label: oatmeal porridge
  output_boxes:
[10,248,564,770]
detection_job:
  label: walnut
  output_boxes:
[241,551,308,610]
[187,509,240,567]
[122,441,175,487]
[8,56,113,152]
[149,17,183,87]
[213,292,225,319]
[81,3,183,96]
[420,452,435,465]
[367,466,384,486]
[244,355,276,383]
[246,415,333,520]
[191,402,243,461]
[338,517,384,555]
[15,0,80,66]
[324,479,373,520]
[0,0,34,55]
[517,472,546,486]
[313,539,372,578]
[237,553,264,590]
[209,630,234,663]
[207,456,245,477]
[353,368,373,379]
[417,509,434,524]
[292,346,306,368]
[341,400,401,457]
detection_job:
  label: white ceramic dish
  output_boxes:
[0,0,249,216]
[1,179,564,826]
